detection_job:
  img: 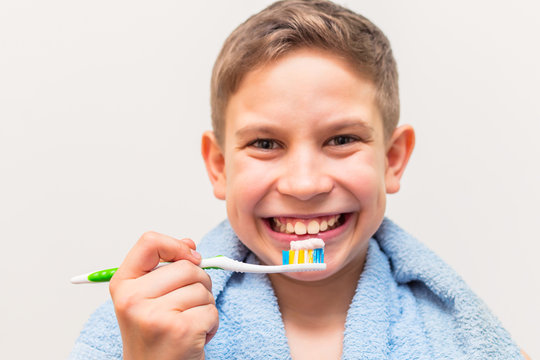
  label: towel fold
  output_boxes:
[70,218,523,359]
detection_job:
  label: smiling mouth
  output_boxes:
[267,214,346,235]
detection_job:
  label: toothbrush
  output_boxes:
[71,253,326,284]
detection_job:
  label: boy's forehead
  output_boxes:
[243,48,374,92]
[224,49,384,140]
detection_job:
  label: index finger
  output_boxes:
[113,231,201,280]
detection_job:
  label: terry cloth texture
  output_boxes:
[69,218,523,359]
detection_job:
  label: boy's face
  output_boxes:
[203,48,413,280]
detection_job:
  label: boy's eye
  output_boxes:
[248,138,280,150]
[326,135,358,146]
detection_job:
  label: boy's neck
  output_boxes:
[268,252,365,325]
[268,253,366,359]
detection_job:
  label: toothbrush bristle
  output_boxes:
[282,248,324,265]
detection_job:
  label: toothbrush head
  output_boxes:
[282,248,324,265]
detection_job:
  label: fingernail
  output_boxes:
[191,249,201,260]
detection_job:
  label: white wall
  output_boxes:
[1,0,538,358]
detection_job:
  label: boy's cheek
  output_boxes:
[228,162,276,194]
[339,160,382,191]
[227,179,266,213]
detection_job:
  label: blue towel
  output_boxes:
[69,218,523,359]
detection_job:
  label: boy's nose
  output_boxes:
[276,150,333,201]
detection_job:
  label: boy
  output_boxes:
[70,1,525,359]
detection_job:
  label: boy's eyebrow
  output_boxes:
[234,118,375,138]
[235,125,282,138]
[326,119,375,135]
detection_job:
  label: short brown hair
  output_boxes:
[210,0,399,145]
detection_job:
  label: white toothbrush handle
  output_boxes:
[201,256,326,273]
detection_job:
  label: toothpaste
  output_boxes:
[290,238,325,251]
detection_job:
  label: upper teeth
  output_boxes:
[273,215,341,235]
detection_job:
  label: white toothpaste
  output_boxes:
[290,238,325,251]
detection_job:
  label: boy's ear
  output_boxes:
[384,125,415,194]
[201,131,226,200]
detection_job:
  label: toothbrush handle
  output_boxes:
[71,256,326,284]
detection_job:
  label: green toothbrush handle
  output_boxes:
[87,268,118,282]
[71,262,172,284]
[86,263,222,282]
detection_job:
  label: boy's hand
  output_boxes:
[109,231,218,360]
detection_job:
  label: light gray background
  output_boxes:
[1,0,538,358]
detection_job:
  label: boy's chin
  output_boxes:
[278,258,344,282]
[277,270,329,282]
[283,248,366,283]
